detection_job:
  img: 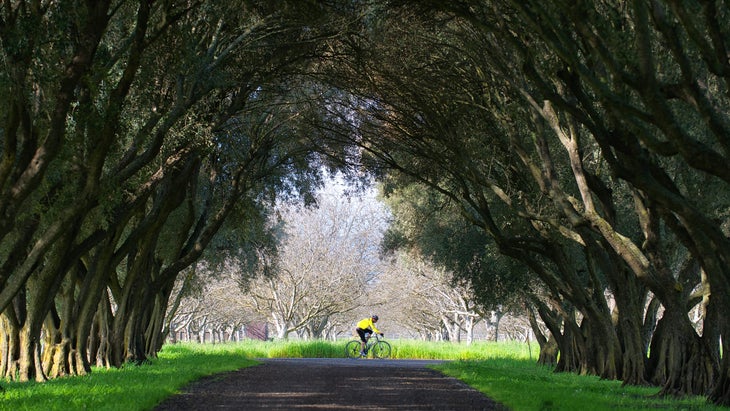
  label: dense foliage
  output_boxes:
[306,0,730,404]
[0,0,346,381]
[1,0,730,406]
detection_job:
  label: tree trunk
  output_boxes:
[0,310,20,380]
[556,318,586,375]
[707,283,730,405]
[647,306,715,396]
[96,294,114,368]
[17,324,38,382]
[710,349,730,406]
[581,313,620,380]
[527,305,557,365]
[641,296,661,355]
[464,316,474,345]
[491,309,503,342]
[605,264,649,386]
[45,273,84,378]
[535,300,588,374]
[73,250,116,373]
[143,286,174,357]
[41,308,68,379]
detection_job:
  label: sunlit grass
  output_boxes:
[390,339,537,360]
[1,344,258,411]
[264,339,342,358]
[229,337,538,360]
[1,340,726,410]
[436,358,725,410]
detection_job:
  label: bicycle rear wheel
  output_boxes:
[345,340,362,359]
[371,341,391,359]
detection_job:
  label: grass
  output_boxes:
[0,339,727,410]
[436,358,725,410]
[0,344,259,411]
[391,338,536,360]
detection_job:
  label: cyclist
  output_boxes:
[355,315,383,357]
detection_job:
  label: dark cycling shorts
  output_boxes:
[356,328,371,342]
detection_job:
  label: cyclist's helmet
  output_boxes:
[372,315,379,321]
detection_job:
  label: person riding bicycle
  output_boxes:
[355,315,383,357]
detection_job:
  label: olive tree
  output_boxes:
[307,0,726,399]
[0,0,350,381]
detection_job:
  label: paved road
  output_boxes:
[154,358,506,410]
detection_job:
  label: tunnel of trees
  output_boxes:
[0,0,729,406]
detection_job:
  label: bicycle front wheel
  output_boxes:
[371,341,391,359]
[345,340,362,359]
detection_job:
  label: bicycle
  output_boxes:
[345,333,391,359]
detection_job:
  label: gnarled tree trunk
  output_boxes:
[0,310,20,380]
[647,304,715,396]
[526,304,557,365]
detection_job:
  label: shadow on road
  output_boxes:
[155,358,507,410]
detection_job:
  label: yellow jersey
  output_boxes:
[356,317,381,334]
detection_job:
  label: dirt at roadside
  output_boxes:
[154,358,507,410]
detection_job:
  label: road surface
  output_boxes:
[154,358,506,410]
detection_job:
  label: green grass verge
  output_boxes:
[0,344,259,411]
[435,358,726,410]
[0,340,727,410]
[249,337,538,360]
[390,339,537,360]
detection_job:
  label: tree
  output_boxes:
[307,1,730,402]
[241,178,389,339]
[167,263,260,343]
[312,5,632,381]
[434,0,730,398]
[0,0,353,381]
[3,1,729,404]
[379,179,531,344]
[380,251,484,344]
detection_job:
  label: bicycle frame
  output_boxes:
[345,333,391,359]
[365,333,383,347]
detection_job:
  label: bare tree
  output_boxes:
[380,251,484,344]
[242,178,389,339]
[166,258,266,343]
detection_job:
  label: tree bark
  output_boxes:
[647,305,716,396]
[0,309,20,380]
[526,303,557,366]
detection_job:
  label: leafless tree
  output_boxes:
[166,260,263,343]
[380,251,484,344]
[242,178,390,339]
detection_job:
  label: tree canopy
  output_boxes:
[1,0,730,406]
